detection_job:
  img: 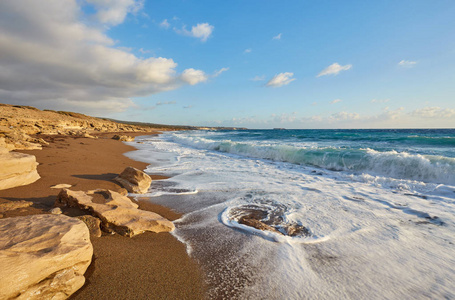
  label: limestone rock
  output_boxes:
[0,145,9,154]
[117,188,129,196]
[113,166,152,194]
[0,151,40,190]
[0,200,33,213]
[77,215,102,238]
[112,134,135,142]
[51,183,73,189]
[0,214,93,300]
[56,189,174,237]
[50,207,62,214]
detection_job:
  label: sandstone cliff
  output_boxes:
[0,103,158,151]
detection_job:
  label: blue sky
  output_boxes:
[1,0,454,128]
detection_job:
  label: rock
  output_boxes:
[50,207,62,214]
[56,189,174,237]
[113,166,152,194]
[77,215,102,238]
[238,216,283,235]
[0,145,9,154]
[0,151,40,190]
[51,183,73,189]
[112,134,135,142]
[0,214,93,300]
[117,188,129,196]
[0,200,33,213]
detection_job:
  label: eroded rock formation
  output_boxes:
[112,134,135,142]
[0,148,40,190]
[113,166,152,194]
[0,214,93,300]
[56,189,174,237]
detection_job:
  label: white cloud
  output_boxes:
[160,19,170,29]
[190,23,214,42]
[273,33,282,40]
[0,0,207,114]
[213,67,229,77]
[329,111,360,121]
[251,75,265,81]
[317,63,352,77]
[371,99,390,103]
[86,0,144,26]
[175,22,214,42]
[181,68,208,85]
[330,99,342,104]
[411,107,455,119]
[244,48,252,53]
[266,72,295,87]
[398,60,417,67]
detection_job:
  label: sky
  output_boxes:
[1,0,454,129]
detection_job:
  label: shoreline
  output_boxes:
[0,132,206,299]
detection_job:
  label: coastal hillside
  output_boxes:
[0,103,176,150]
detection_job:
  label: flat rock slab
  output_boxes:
[56,189,174,237]
[0,214,93,300]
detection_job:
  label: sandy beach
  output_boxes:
[0,132,206,299]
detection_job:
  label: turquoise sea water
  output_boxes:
[168,129,455,185]
[129,128,455,299]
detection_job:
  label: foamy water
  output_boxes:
[126,129,455,299]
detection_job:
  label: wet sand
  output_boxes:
[0,132,206,299]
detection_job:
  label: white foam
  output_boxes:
[126,132,455,299]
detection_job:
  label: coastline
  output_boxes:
[0,132,206,299]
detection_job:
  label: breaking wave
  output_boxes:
[168,133,455,185]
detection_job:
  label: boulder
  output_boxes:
[0,214,93,299]
[0,151,40,190]
[113,166,152,194]
[112,134,135,142]
[56,189,174,237]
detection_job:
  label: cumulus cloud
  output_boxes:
[411,107,455,119]
[317,63,352,77]
[180,68,208,85]
[329,111,360,121]
[0,0,207,114]
[273,33,282,40]
[266,72,296,87]
[176,23,214,42]
[330,99,342,104]
[398,60,417,67]
[86,0,144,26]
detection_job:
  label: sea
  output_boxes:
[126,129,455,299]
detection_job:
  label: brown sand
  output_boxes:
[0,133,206,299]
